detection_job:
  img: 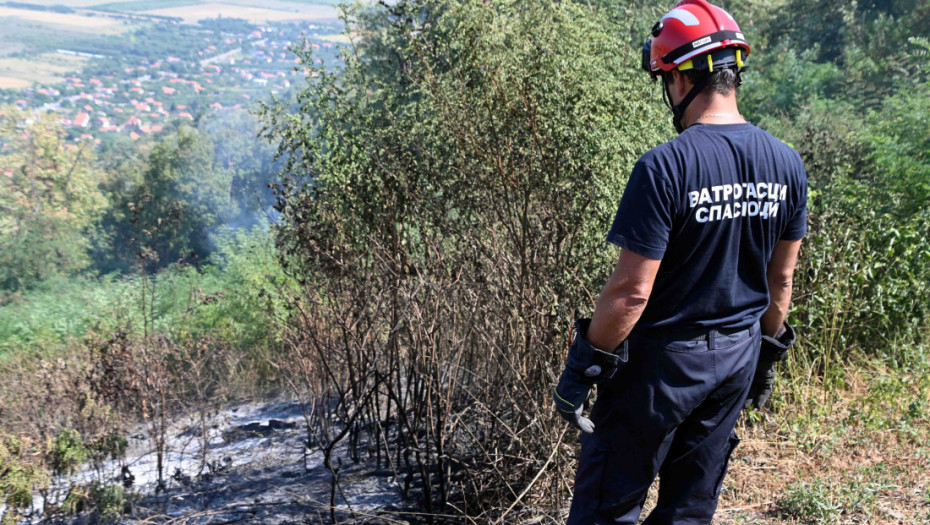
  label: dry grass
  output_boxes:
[557,364,930,525]
[711,365,930,525]
[140,2,338,23]
[0,52,87,88]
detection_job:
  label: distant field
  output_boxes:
[0,6,128,34]
[221,0,350,7]
[141,2,338,22]
[316,33,352,43]
[0,52,87,88]
[0,76,30,89]
[91,0,201,12]
[5,0,111,6]
[0,41,25,58]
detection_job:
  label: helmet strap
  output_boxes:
[662,71,713,134]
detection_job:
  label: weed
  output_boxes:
[776,468,898,524]
[778,478,841,523]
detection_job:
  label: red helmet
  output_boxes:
[642,0,750,77]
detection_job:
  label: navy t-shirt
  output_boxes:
[607,122,808,333]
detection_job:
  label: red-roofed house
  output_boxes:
[73,112,90,127]
[130,132,140,140]
[124,116,142,131]
[210,103,222,109]
[178,112,193,120]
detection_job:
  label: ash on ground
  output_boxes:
[39,398,413,524]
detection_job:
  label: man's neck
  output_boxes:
[681,92,742,128]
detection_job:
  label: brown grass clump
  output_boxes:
[715,363,930,525]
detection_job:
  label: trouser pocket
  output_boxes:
[713,432,741,498]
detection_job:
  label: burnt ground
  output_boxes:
[27,363,930,524]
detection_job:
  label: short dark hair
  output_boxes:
[667,67,739,96]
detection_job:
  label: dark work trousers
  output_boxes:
[566,323,760,525]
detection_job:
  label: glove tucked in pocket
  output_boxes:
[554,318,628,433]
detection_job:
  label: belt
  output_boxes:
[635,323,756,343]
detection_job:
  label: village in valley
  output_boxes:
[0,1,346,149]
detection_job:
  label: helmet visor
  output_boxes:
[642,40,658,80]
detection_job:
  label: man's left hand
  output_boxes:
[554,318,628,433]
[745,321,796,410]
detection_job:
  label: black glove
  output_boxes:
[745,321,796,410]
[554,318,628,433]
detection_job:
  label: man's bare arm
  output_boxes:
[586,249,662,351]
[761,239,802,337]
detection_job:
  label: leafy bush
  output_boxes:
[261,0,670,517]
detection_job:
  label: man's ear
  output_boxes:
[670,69,691,99]
[671,69,691,97]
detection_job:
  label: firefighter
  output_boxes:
[553,1,808,523]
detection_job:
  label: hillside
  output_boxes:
[1,0,928,523]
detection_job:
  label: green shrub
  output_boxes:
[0,434,48,522]
[778,478,842,522]
[63,482,128,522]
[48,429,89,476]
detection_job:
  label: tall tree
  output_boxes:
[122,125,224,272]
[0,109,107,292]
